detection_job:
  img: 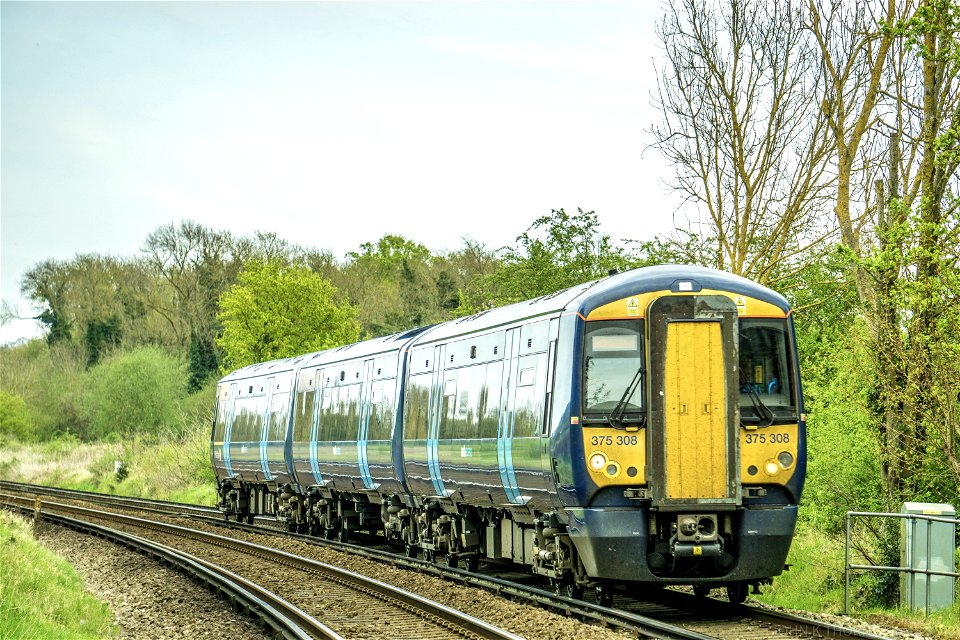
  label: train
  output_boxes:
[210,264,805,604]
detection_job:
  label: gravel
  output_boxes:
[33,497,944,640]
[36,522,266,640]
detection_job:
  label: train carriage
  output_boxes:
[211,264,805,602]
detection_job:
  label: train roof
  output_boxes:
[219,265,790,383]
[409,265,789,345]
[575,264,791,315]
[220,325,431,383]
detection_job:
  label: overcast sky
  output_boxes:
[1,1,686,345]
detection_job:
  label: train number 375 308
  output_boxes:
[591,434,639,446]
[745,432,790,444]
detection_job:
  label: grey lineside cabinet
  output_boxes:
[900,502,957,611]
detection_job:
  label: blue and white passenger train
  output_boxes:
[211,265,805,603]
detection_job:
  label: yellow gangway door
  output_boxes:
[663,321,728,500]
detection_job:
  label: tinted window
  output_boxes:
[404,373,432,440]
[583,320,644,415]
[320,384,360,441]
[738,319,796,419]
[369,379,396,441]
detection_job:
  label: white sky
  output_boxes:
[1,1,686,345]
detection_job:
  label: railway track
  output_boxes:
[1,491,522,640]
[2,483,900,640]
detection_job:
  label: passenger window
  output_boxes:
[518,367,535,387]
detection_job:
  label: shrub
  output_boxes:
[80,346,187,439]
[0,391,33,441]
[0,340,88,440]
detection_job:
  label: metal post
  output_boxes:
[32,496,41,538]
[910,515,916,609]
[845,512,851,615]
[925,515,932,616]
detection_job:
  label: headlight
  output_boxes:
[765,461,780,476]
[777,450,794,469]
[589,452,607,471]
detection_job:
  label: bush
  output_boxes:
[0,391,33,441]
[0,340,88,440]
[80,346,187,439]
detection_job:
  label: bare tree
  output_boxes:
[808,0,960,501]
[652,0,834,284]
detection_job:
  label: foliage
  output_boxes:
[460,208,632,310]
[79,346,187,439]
[0,340,88,440]
[338,234,439,335]
[187,331,218,392]
[216,260,361,370]
[799,321,886,532]
[0,511,118,639]
[84,314,122,366]
[753,523,847,611]
[0,391,33,442]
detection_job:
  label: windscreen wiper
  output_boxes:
[743,389,775,427]
[609,367,645,427]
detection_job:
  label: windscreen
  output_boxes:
[583,320,644,417]
[738,319,796,421]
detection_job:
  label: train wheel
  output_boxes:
[465,555,480,573]
[404,543,418,558]
[246,513,255,525]
[445,553,458,568]
[563,583,584,600]
[693,585,712,598]
[594,583,613,607]
[423,549,435,562]
[726,582,748,604]
[337,527,350,543]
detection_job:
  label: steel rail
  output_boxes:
[5,483,890,640]
[0,480,221,517]
[197,515,895,640]
[643,588,897,640]
[3,500,340,640]
[0,492,523,640]
[192,514,719,640]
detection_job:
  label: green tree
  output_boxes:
[338,234,436,335]
[0,340,88,440]
[216,260,360,371]
[79,346,187,439]
[0,391,33,441]
[84,315,122,366]
[461,208,632,310]
[21,259,73,345]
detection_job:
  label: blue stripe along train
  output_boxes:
[211,264,805,604]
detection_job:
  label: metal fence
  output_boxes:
[845,511,959,615]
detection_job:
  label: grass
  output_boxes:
[0,510,117,639]
[0,422,218,506]
[755,523,960,638]
[3,429,956,635]
[861,606,960,640]
[754,523,848,611]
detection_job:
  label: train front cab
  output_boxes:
[562,279,804,602]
